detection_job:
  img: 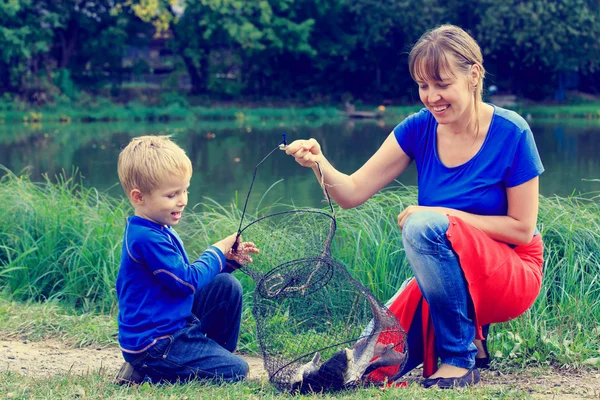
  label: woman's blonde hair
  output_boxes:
[409,25,485,134]
[118,135,192,196]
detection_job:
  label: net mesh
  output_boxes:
[237,138,408,393]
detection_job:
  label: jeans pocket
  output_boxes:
[147,336,174,360]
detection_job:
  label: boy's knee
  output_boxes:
[239,358,250,377]
[402,211,449,247]
[228,358,249,382]
[213,273,243,298]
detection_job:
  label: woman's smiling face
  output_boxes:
[415,56,477,130]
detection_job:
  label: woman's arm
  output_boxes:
[286,133,412,209]
[398,177,540,246]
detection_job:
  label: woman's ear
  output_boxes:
[470,64,481,86]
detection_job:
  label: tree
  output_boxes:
[476,0,600,99]
[0,0,55,93]
[344,0,446,98]
[0,0,133,97]
[131,0,315,95]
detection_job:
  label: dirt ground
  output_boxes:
[1,339,599,398]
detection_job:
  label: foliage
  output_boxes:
[132,0,316,95]
[2,0,600,101]
[476,0,600,98]
[0,0,55,92]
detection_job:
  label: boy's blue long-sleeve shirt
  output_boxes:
[116,216,226,353]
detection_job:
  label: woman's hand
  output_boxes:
[285,138,323,168]
[398,205,445,230]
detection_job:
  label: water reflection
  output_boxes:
[0,119,598,210]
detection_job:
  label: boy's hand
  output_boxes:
[227,240,259,267]
[212,233,259,268]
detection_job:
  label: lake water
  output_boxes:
[1,118,599,211]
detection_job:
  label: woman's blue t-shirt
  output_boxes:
[393,105,544,216]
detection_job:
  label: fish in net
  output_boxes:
[235,135,408,393]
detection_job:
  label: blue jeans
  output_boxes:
[399,211,477,372]
[123,273,248,383]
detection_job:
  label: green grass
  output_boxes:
[0,298,539,399]
[0,298,588,399]
[2,94,600,125]
[0,168,599,370]
[513,103,600,119]
[0,169,598,397]
[0,298,117,347]
[0,166,128,313]
[0,371,535,400]
[0,97,342,124]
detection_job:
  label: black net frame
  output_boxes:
[236,136,408,393]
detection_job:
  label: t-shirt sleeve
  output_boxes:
[504,128,545,188]
[393,111,423,159]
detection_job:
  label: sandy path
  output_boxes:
[1,339,599,398]
[0,339,267,381]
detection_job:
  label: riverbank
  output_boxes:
[2,95,600,124]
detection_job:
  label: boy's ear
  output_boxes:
[130,189,144,204]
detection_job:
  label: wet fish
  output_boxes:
[290,351,321,392]
[342,292,405,386]
[290,293,405,393]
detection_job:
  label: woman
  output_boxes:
[285,25,544,388]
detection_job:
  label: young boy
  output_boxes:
[114,135,258,385]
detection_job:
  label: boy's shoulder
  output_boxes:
[122,216,173,263]
[124,216,173,252]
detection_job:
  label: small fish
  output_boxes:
[290,293,405,393]
[362,342,406,377]
[342,292,404,386]
[292,348,352,394]
[311,347,354,390]
[289,352,320,392]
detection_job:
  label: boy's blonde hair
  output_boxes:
[118,135,192,196]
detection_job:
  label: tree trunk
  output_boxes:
[181,53,208,95]
[58,18,79,69]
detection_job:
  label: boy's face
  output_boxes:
[132,174,190,227]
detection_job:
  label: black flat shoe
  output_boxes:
[475,324,491,369]
[422,368,481,389]
[475,355,490,369]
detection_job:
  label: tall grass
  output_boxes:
[0,169,598,366]
[0,167,128,313]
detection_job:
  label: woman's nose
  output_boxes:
[428,89,441,103]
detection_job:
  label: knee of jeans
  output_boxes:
[402,211,449,250]
[232,358,249,380]
[213,273,243,298]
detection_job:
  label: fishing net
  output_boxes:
[236,136,408,393]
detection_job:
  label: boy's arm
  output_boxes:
[138,234,225,295]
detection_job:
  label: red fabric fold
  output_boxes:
[385,215,544,377]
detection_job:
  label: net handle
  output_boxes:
[233,134,335,251]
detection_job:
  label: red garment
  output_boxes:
[372,215,544,379]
